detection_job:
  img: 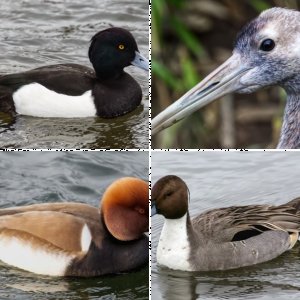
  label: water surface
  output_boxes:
[0,151,149,299]
[0,0,149,149]
[152,151,300,300]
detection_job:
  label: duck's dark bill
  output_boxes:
[131,51,149,71]
[151,53,252,135]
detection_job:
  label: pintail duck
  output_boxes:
[0,27,148,118]
[0,177,148,277]
[151,175,300,271]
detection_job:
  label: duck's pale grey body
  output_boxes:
[187,205,297,271]
[152,175,300,271]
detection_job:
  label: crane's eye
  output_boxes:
[259,39,275,51]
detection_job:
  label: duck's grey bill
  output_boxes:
[131,51,149,71]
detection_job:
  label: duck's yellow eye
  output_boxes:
[118,44,125,50]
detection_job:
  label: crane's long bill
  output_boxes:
[152,54,251,135]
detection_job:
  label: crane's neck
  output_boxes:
[277,92,300,149]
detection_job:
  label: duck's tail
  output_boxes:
[285,197,300,211]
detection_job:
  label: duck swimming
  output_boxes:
[0,177,148,277]
[152,175,300,271]
[0,27,148,118]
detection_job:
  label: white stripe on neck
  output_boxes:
[13,83,97,117]
[81,224,92,252]
[157,213,192,271]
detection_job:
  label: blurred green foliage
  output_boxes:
[169,16,206,58]
[152,0,204,95]
[249,0,272,11]
[152,60,179,90]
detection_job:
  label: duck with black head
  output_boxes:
[0,177,148,277]
[0,27,148,118]
[152,175,300,271]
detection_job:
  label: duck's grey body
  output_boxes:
[188,203,299,271]
[152,175,300,271]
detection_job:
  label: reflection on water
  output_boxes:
[152,151,300,300]
[0,106,146,149]
[0,151,149,300]
[2,265,148,300]
[0,0,148,149]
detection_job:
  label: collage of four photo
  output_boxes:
[0,0,300,299]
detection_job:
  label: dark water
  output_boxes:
[0,0,149,149]
[151,151,300,300]
[0,151,149,299]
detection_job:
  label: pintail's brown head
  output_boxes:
[152,175,189,219]
[101,177,148,241]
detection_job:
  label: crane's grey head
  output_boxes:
[152,7,300,135]
[235,7,300,93]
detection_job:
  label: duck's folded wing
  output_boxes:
[0,64,95,96]
[0,210,93,252]
[0,202,100,223]
[0,227,78,276]
[192,204,300,243]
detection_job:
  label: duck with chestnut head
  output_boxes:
[0,177,148,277]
